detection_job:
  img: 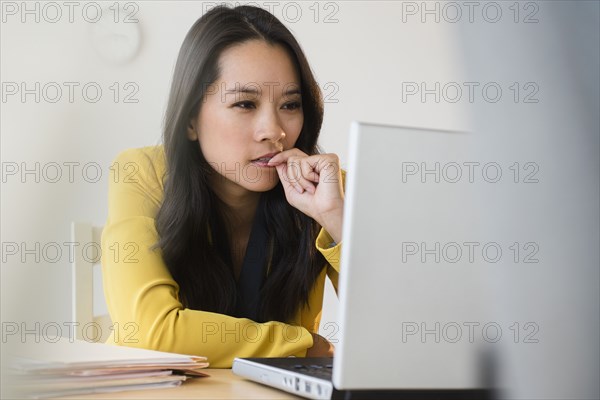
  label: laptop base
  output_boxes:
[233,357,493,400]
[331,387,493,400]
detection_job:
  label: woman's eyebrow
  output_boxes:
[283,88,301,96]
[224,87,260,95]
[223,87,302,96]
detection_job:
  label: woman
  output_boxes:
[101,5,344,368]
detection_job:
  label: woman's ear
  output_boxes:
[187,120,198,141]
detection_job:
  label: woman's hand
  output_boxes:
[267,149,344,243]
[306,333,335,357]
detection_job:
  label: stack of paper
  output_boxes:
[4,336,209,398]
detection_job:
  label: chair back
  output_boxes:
[71,222,111,342]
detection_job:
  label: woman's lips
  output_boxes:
[251,159,275,168]
[252,152,280,162]
[251,152,280,167]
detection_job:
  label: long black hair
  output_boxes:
[154,5,327,323]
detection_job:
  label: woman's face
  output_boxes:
[188,39,304,197]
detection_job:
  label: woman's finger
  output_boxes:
[277,161,304,194]
[286,157,316,194]
[300,158,320,183]
[304,154,341,178]
[270,149,339,195]
[267,148,307,166]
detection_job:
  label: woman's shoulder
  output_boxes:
[112,144,166,189]
[113,144,165,168]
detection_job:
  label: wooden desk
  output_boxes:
[59,369,300,399]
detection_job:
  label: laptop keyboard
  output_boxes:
[285,362,333,381]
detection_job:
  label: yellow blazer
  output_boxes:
[101,145,343,368]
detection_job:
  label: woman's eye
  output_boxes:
[283,102,301,110]
[234,101,255,109]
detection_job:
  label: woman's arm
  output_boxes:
[101,148,313,368]
[316,227,342,295]
[314,169,345,295]
[267,149,346,296]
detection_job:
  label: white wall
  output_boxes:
[1,1,468,332]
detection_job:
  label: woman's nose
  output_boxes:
[261,130,286,144]
[255,114,286,143]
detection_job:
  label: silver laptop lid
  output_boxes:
[334,122,490,390]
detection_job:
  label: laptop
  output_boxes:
[233,122,494,399]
